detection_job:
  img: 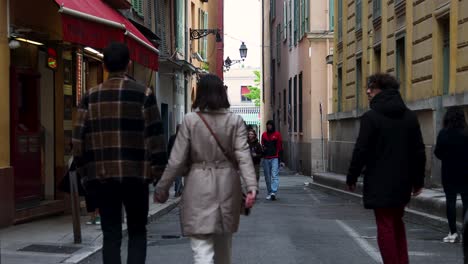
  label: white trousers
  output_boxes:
[190,234,233,264]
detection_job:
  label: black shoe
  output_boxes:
[271,193,276,201]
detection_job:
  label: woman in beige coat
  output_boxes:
[154,74,257,264]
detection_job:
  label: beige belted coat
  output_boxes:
[156,109,258,236]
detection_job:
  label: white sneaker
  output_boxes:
[443,233,460,243]
[266,195,271,200]
[270,193,276,201]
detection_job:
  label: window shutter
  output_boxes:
[300,0,305,37]
[132,0,143,16]
[277,24,281,63]
[283,1,287,41]
[204,12,208,59]
[289,0,292,48]
[175,0,185,53]
[305,0,309,32]
[329,0,334,31]
[294,0,299,45]
[145,0,152,28]
[198,8,203,58]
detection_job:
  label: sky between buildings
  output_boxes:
[224,0,262,69]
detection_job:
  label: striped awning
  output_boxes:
[240,113,260,126]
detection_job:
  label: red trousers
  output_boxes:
[374,207,409,264]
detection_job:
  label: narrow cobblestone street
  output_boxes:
[85,172,464,264]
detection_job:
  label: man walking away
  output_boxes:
[347,73,426,264]
[168,125,183,197]
[261,120,283,201]
[73,42,166,264]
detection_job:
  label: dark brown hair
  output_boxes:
[443,106,467,129]
[367,73,400,91]
[192,74,230,110]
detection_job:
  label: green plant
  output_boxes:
[201,62,210,71]
[245,70,261,106]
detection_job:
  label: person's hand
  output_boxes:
[412,187,423,197]
[245,191,257,209]
[347,184,356,192]
[154,189,169,203]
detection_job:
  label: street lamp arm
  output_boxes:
[190,29,222,42]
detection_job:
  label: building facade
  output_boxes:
[263,0,334,175]
[224,67,262,132]
[331,0,468,186]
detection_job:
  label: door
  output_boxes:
[10,67,43,205]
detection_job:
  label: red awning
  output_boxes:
[55,0,159,70]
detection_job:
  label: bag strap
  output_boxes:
[196,112,238,169]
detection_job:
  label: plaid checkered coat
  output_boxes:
[72,73,166,183]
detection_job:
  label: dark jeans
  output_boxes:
[444,188,468,234]
[374,207,408,264]
[94,178,149,264]
[174,176,183,195]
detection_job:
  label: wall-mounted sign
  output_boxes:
[47,48,58,70]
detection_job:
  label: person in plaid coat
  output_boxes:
[72,42,166,264]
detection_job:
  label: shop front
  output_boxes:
[6,0,159,225]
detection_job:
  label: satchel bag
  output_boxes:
[197,112,251,216]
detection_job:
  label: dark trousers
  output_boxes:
[374,207,408,264]
[94,179,149,264]
[174,176,183,195]
[444,189,468,234]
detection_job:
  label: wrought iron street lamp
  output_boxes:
[224,42,248,71]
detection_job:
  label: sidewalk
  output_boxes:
[0,193,179,264]
[312,172,463,229]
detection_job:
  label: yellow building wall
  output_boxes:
[333,0,468,113]
[0,0,10,167]
[188,0,209,70]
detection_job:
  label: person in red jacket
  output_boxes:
[261,120,283,200]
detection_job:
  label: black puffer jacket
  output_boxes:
[347,90,426,209]
[434,128,468,191]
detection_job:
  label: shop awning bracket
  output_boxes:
[125,31,159,54]
[58,4,126,30]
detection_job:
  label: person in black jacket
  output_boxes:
[347,73,426,264]
[247,129,263,188]
[434,106,468,243]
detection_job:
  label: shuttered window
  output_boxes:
[283,1,287,41]
[175,0,185,53]
[294,0,299,45]
[155,0,168,56]
[277,24,281,63]
[132,0,143,16]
